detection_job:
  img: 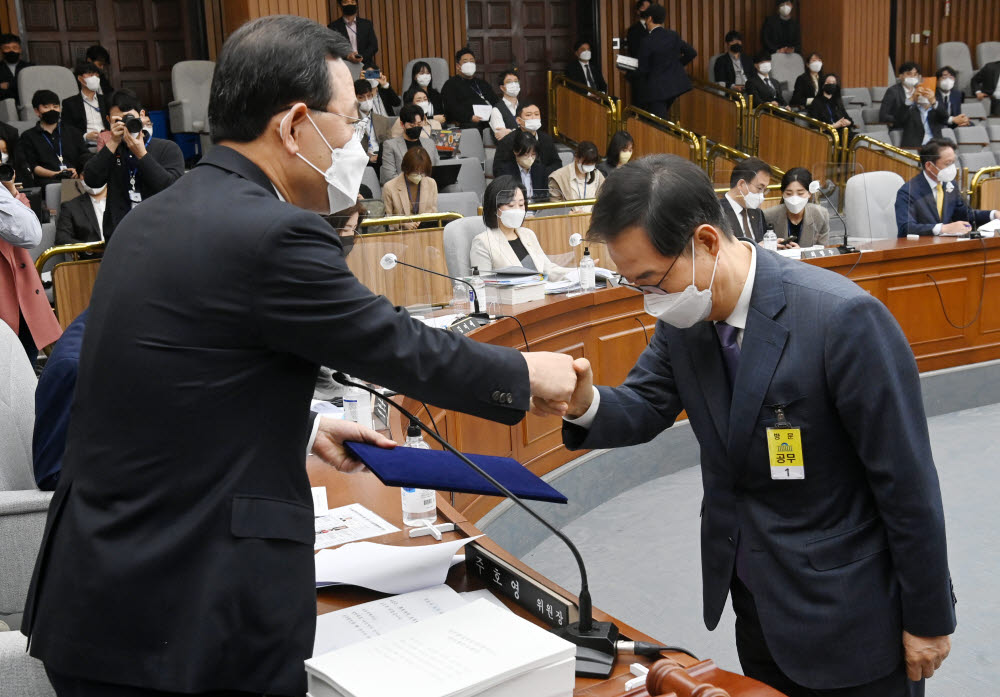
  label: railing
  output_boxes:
[548,72,621,154]
[971,166,1000,211]
[34,241,106,330]
[620,106,704,166]
[674,79,748,151]
[34,240,105,272]
[359,211,463,230]
[848,134,920,182]
[751,103,842,178]
[706,142,785,189]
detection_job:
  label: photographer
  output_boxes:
[83,89,184,241]
[16,89,88,187]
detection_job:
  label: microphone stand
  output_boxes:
[812,181,856,254]
[387,258,490,325]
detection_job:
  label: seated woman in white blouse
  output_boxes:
[469,175,575,281]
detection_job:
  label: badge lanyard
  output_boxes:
[42,127,65,169]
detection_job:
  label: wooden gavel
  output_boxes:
[645,658,732,697]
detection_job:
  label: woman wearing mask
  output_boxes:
[547,140,605,212]
[489,70,521,141]
[598,130,634,176]
[763,167,830,248]
[403,61,445,118]
[382,146,438,231]
[790,52,823,109]
[470,175,574,279]
[492,130,548,202]
[389,88,443,139]
[806,73,853,131]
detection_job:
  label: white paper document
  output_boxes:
[977,218,1000,232]
[315,535,481,593]
[311,487,329,517]
[472,104,493,120]
[314,503,400,551]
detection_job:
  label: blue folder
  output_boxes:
[343,441,568,504]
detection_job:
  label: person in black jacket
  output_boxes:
[745,52,786,108]
[897,86,949,148]
[61,62,109,145]
[0,33,33,106]
[327,0,378,66]
[879,62,922,128]
[492,102,562,182]
[16,90,89,187]
[402,60,445,118]
[492,129,549,202]
[55,179,106,245]
[934,66,970,126]
[85,45,114,97]
[789,52,823,108]
[761,0,801,55]
[806,73,853,131]
[625,0,653,95]
[719,156,770,241]
[972,60,1000,116]
[441,47,498,128]
[565,39,607,93]
[83,89,184,241]
[361,62,400,117]
[714,31,754,92]
[636,4,696,118]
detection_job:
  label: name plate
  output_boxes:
[800,248,841,259]
[448,316,481,335]
[373,395,390,430]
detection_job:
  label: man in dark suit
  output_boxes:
[636,4,696,118]
[547,154,956,697]
[625,0,652,97]
[713,31,754,92]
[492,102,562,180]
[879,62,922,128]
[761,0,801,54]
[897,86,948,148]
[61,62,109,145]
[565,39,607,93]
[745,52,786,108]
[492,130,549,201]
[971,60,1000,116]
[720,156,770,241]
[896,137,998,237]
[85,45,114,97]
[441,47,498,128]
[934,66,969,126]
[54,180,105,245]
[327,0,378,66]
[22,17,577,697]
[0,33,33,106]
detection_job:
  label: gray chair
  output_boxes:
[0,322,52,632]
[869,86,889,103]
[955,125,989,153]
[846,107,864,128]
[889,129,903,147]
[960,150,996,174]
[445,157,486,202]
[841,88,871,106]
[992,143,1000,159]
[401,57,449,94]
[844,171,906,240]
[863,126,891,143]
[935,42,974,94]
[361,166,381,200]
[861,106,883,125]
[976,41,1000,70]
[939,127,956,145]
[989,124,1000,142]
[558,150,575,167]
[9,120,35,135]
[168,61,214,136]
[962,100,989,123]
[484,148,495,178]
[768,52,804,98]
[347,61,362,82]
[443,215,486,278]
[28,222,56,267]
[707,53,724,83]
[0,97,16,122]
[482,129,496,147]
[0,631,55,697]
[17,66,77,120]
[457,128,485,164]
[437,191,480,218]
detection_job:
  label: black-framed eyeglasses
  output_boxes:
[615,253,682,295]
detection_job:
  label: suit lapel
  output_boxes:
[683,322,730,444]
[81,197,100,239]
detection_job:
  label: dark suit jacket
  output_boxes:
[935,88,964,119]
[563,248,955,690]
[0,59,34,104]
[564,60,607,93]
[897,101,948,148]
[493,157,549,201]
[494,128,562,180]
[806,94,853,126]
[83,136,185,241]
[789,71,820,108]
[895,171,993,236]
[22,145,532,696]
[971,61,1000,115]
[441,75,498,128]
[713,53,754,90]
[745,73,786,108]
[878,83,911,128]
[328,16,378,65]
[55,192,102,245]
[637,27,696,105]
[625,21,647,86]
[61,92,109,137]
[720,195,765,241]
[761,15,801,54]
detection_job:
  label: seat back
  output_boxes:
[846,107,864,127]
[9,119,34,134]
[935,42,974,94]
[401,57,450,94]
[437,191,480,218]
[28,221,56,264]
[361,166,381,200]
[768,52,804,94]
[169,60,214,133]
[449,157,486,202]
[17,66,77,119]
[869,86,889,103]
[863,126,891,143]
[443,216,486,278]
[963,100,989,123]
[484,147,495,178]
[707,53,724,83]
[0,322,36,492]
[841,88,871,106]
[845,171,905,240]
[960,150,996,174]
[861,106,883,126]
[0,97,16,122]
[976,42,1000,70]
[457,128,485,164]
[956,124,989,152]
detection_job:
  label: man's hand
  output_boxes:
[108,120,126,151]
[976,91,987,100]
[122,128,147,158]
[85,130,99,142]
[941,221,971,235]
[347,52,363,64]
[952,113,970,127]
[402,221,419,230]
[524,351,576,417]
[777,238,799,250]
[733,84,744,92]
[471,115,482,123]
[377,71,389,88]
[530,357,593,418]
[311,416,396,473]
[903,631,950,681]
[0,81,9,90]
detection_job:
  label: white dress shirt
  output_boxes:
[489,96,518,136]
[344,18,358,53]
[82,91,103,134]
[91,195,106,240]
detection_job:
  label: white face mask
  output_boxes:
[939,78,955,92]
[283,111,369,215]
[643,237,720,328]
[580,163,596,173]
[934,163,957,183]
[499,208,525,229]
[406,173,423,185]
[81,182,106,196]
[367,78,379,88]
[809,60,823,73]
[579,50,592,62]
[83,75,101,92]
[358,99,374,114]
[758,62,772,75]
[523,118,542,131]
[516,155,536,170]
[0,151,7,164]
[903,75,920,88]
[778,3,792,17]
[917,96,930,107]
[740,182,764,210]
[784,194,808,214]
[505,82,521,97]
[415,73,432,87]
[460,62,477,77]
[415,100,433,116]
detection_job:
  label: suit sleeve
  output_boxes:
[679,40,697,66]
[138,140,185,195]
[83,143,116,188]
[32,352,78,490]
[469,233,495,274]
[895,179,936,237]
[824,294,955,637]
[379,85,400,110]
[952,193,994,227]
[380,143,400,185]
[61,98,84,134]
[541,137,562,176]
[55,202,80,245]
[971,68,988,95]
[713,58,728,86]
[879,88,901,126]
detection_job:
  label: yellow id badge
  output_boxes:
[767,427,804,479]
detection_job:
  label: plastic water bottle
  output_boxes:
[452,279,470,312]
[401,419,437,526]
[762,224,778,252]
[342,379,373,430]
[579,246,596,291]
[469,266,486,310]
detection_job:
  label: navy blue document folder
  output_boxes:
[343,442,568,504]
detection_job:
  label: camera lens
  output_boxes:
[124,114,143,135]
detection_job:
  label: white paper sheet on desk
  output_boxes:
[415,313,460,329]
[978,219,1000,232]
[472,104,493,120]
[314,503,400,550]
[315,535,482,593]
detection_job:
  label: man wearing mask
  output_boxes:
[328,0,378,66]
[880,62,922,129]
[61,62,109,144]
[85,45,113,96]
[493,102,562,180]
[720,156,770,242]
[489,70,521,141]
[442,47,498,128]
[565,40,606,93]
[16,90,88,187]
[896,137,999,237]
[354,79,394,173]
[971,60,1000,117]
[0,33,33,105]
[82,89,184,241]
[761,0,801,55]
[21,16,578,697]
[745,52,786,108]
[897,85,947,148]
[379,103,439,185]
[714,31,754,92]
[934,67,969,126]
[55,177,107,245]
[636,4,696,118]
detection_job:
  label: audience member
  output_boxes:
[55,179,106,245]
[379,103,439,184]
[971,60,1000,116]
[0,119,19,173]
[383,146,438,230]
[17,89,89,187]
[745,52,786,108]
[85,45,113,95]
[636,4,696,118]
[879,61,921,128]
[325,201,368,257]
[492,130,548,202]
[355,78,394,170]
[625,1,653,94]
[493,102,561,179]
[598,130,634,176]
[761,0,801,55]
[390,87,443,139]
[83,89,184,241]
[442,47,498,128]
[806,73,853,130]
[548,140,605,212]
[62,62,109,144]
[714,31,754,92]
[895,138,998,237]
[328,0,378,65]
[0,33,33,105]
[32,308,88,491]
[402,61,445,119]
[362,63,399,117]
[720,156,771,241]
[565,40,607,93]
[489,70,521,141]
[763,166,830,248]
[935,66,970,126]
[789,52,823,108]
[471,175,573,279]
[898,84,947,148]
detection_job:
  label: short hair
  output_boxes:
[776,0,792,5]
[899,61,920,75]
[919,138,956,167]
[647,5,666,23]
[354,79,373,97]
[807,52,822,62]
[401,146,432,176]
[730,157,771,188]
[753,51,771,64]
[208,15,351,144]
[31,89,59,109]
[606,130,634,167]
[724,30,743,43]
[85,45,110,64]
[510,130,537,157]
[455,47,475,63]
[573,39,591,52]
[399,103,424,125]
[109,88,143,114]
[408,87,430,103]
[516,101,540,118]
[576,140,599,164]
[73,61,100,77]
[410,60,433,81]
[0,34,21,46]
[780,167,811,192]
[936,66,957,79]
[589,154,730,257]
[483,175,527,229]
[497,69,518,86]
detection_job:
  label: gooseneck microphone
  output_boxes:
[809,180,856,254]
[380,253,489,324]
[332,372,620,676]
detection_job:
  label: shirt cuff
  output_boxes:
[992,211,999,221]
[306,414,322,455]
[563,387,601,429]
[933,224,942,235]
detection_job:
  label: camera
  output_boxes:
[0,163,14,182]
[363,68,380,81]
[122,113,144,135]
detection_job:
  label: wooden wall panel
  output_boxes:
[801,0,891,88]
[895,0,1000,78]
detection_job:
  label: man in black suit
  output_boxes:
[22,17,578,697]
[16,90,89,188]
[745,52,786,108]
[565,39,607,93]
[55,179,105,245]
[879,62,922,128]
[625,0,652,97]
[492,102,562,182]
[61,62,109,145]
[636,4,696,118]
[0,33,33,105]
[761,0,801,54]
[551,154,956,697]
[441,46,498,128]
[971,60,1000,116]
[897,86,948,148]
[327,0,378,66]
[713,31,754,92]
[720,156,770,241]
[934,66,969,126]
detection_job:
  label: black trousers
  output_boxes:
[640,97,675,119]
[730,577,923,697]
[45,668,271,697]
[17,310,38,368]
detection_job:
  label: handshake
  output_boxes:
[523,352,595,419]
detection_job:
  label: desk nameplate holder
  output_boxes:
[800,248,841,259]
[448,316,483,335]
[373,395,390,430]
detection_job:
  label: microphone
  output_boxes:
[380,253,489,324]
[332,372,621,677]
[810,180,856,254]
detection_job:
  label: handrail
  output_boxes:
[971,165,1000,209]
[527,198,598,212]
[752,102,841,155]
[548,71,621,150]
[682,78,749,149]
[706,142,786,180]
[690,78,748,113]
[849,134,920,165]
[359,211,463,234]
[621,105,704,165]
[34,241,105,273]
